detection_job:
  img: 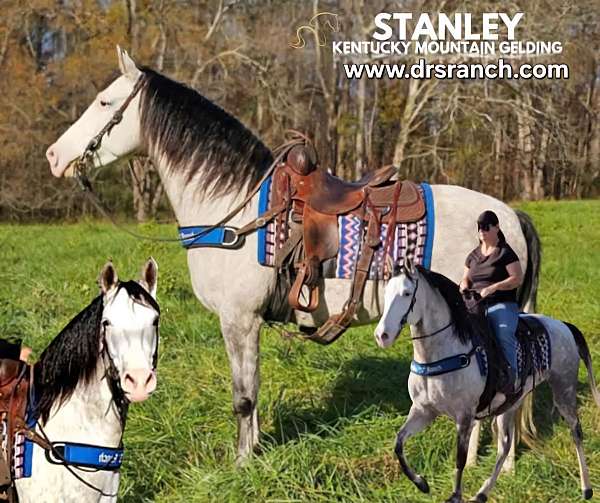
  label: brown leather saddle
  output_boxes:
[270,144,426,344]
[0,359,30,502]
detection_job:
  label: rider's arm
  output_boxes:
[459,265,471,292]
[483,261,523,296]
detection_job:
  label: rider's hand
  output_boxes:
[480,285,497,298]
[459,280,469,292]
[19,346,32,362]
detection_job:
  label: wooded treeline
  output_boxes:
[0,0,598,221]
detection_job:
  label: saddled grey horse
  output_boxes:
[45,47,541,462]
[374,261,598,502]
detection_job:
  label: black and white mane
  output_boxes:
[35,281,159,423]
[139,68,273,197]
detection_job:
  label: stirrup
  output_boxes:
[288,265,319,312]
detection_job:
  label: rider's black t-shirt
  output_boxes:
[465,242,519,304]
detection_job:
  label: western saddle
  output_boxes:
[0,359,30,501]
[265,141,426,344]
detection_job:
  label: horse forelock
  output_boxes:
[415,266,477,345]
[138,68,273,198]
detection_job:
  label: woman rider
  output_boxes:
[459,210,523,392]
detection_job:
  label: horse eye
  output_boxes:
[99,99,110,107]
[403,292,411,297]
[102,319,111,327]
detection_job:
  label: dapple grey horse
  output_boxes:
[375,261,598,502]
[45,47,540,462]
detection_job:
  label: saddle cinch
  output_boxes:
[271,144,425,344]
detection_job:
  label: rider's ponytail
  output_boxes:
[498,229,507,243]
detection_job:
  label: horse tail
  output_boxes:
[564,321,600,408]
[514,210,541,445]
[515,209,541,313]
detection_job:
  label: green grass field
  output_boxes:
[0,200,598,502]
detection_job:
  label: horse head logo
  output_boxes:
[290,12,340,49]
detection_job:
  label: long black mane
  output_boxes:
[415,265,481,345]
[139,68,273,197]
[35,281,159,424]
[35,295,103,423]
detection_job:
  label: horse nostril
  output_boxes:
[125,373,137,386]
[381,332,389,341]
[144,373,153,386]
[46,146,58,166]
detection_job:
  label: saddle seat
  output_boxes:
[307,165,397,214]
[270,143,426,344]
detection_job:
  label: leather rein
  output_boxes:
[72,74,305,245]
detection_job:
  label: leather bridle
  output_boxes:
[74,75,146,179]
[391,274,455,341]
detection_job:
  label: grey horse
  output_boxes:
[46,47,541,462]
[374,260,598,502]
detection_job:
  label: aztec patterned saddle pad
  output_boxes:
[257,182,436,277]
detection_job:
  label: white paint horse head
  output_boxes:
[16,259,160,502]
[46,46,142,177]
[374,258,422,349]
[99,258,159,402]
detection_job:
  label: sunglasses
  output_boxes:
[477,223,494,231]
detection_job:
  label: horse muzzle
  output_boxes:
[374,327,399,349]
[121,368,157,402]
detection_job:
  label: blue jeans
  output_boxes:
[486,302,519,377]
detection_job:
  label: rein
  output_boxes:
[410,319,455,341]
[73,72,307,244]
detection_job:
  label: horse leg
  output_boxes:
[550,377,593,499]
[445,416,475,503]
[471,409,516,502]
[221,315,262,463]
[466,419,481,466]
[394,406,437,493]
[501,420,516,472]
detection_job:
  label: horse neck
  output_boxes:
[409,283,470,363]
[150,153,261,226]
[41,359,123,446]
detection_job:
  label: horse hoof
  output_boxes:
[468,494,487,503]
[413,475,430,493]
[583,488,593,500]
[444,494,463,503]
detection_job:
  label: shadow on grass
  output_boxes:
[267,355,413,446]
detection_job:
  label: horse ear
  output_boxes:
[139,257,158,298]
[99,261,119,294]
[404,256,416,277]
[116,45,141,81]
